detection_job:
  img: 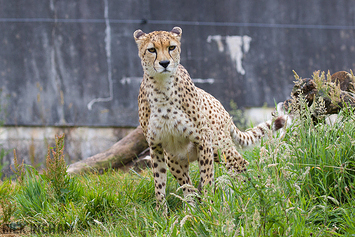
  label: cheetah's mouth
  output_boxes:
[157,68,170,73]
[155,64,172,74]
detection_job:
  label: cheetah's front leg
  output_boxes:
[196,137,214,193]
[166,153,196,207]
[150,143,168,213]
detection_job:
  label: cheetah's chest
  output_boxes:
[147,98,198,161]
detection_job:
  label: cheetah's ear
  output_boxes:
[133,29,146,42]
[170,26,182,41]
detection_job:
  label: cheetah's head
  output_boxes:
[134,27,182,77]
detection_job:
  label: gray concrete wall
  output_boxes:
[0,1,354,175]
[0,0,354,127]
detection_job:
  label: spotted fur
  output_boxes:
[134,27,285,210]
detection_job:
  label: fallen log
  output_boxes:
[67,126,149,175]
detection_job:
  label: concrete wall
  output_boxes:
[1,0,354,127]
[0,0,354,174]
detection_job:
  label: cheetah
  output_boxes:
[134,27,286,210]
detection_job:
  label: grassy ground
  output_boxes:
[1,105,355,236]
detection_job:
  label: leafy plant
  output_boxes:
[15,170,51,218]
[288,106,355,203]
[0,180,16,225]
[10,149,25,185]
[43,134,67,200]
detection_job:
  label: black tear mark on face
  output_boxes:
[168,44,174,59]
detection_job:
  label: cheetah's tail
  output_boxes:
[230,115,287,147]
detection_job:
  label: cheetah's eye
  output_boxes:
[147,48,156,53]
[168,46,176,51]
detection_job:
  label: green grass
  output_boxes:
[1,106,355,236]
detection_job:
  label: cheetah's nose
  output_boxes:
[159,60,170,69]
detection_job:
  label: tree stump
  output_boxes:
[281,70,355,118]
